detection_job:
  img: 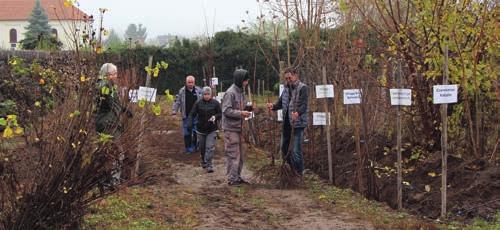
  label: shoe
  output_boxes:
[207,168,214,173]
[237,178,250,184]
[228,180,241,186]
[201,162,207,169]
[185,147,194,154]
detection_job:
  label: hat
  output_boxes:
[202,86,212,95]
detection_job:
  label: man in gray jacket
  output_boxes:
[267,67,308,176]
[222,69,252,186]
[172,75,202,154]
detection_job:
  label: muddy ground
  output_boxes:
[131,114,374,229]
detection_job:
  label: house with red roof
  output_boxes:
[0,0,87,50]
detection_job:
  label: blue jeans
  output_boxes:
[281,120,305,174]
[182,117,198,149]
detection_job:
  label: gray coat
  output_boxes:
[172,86,202,118]
[272,80,308,128]
[221,84,246,132]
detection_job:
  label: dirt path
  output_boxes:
[138,116,374,230]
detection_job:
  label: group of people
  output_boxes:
[171,67,309,186]
[95,63,309,187]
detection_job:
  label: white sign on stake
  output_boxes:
[211,77,219,86]
[390,89,412,106]
[128,89,138,103]
[138,86,157,102]
[279,84,284,97]
[277,109,283,121]
[343,89,362,104]
[316,85,334,98]
[313,112,330,126]
[433,84,458,104]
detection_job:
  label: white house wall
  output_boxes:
[0,20,84,50]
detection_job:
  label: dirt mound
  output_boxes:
[251,111,499,223]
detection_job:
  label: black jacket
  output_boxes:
[188,98,222,134]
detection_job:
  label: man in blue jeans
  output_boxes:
[267,67,309,175]
[172,75,202,154]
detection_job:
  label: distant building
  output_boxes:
[148,34,179,48]
[0,0,87,50]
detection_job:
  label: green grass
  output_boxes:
[83,186,205,229]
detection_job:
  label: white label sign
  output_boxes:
[211,77,219,86]
[218,92,225,98]
[128,89,138,103]
[313,112,330,126]
[279,84,284,97]
[433,84,458,104]
[277,109,283,121]
[244,112,255,121]
[343,89,362,104]
[316,85,334,98]
[390,89,412,106]
[138,86,157,102]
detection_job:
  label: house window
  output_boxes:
[51,28,58,38]
[9,29,17,43]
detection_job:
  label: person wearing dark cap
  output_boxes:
[222,69,252,186]
[187,86,222,173]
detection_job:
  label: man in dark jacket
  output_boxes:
[188,86,222,173]
[222,69,252,186]
[267,67,308,175]
[172,75,203,154]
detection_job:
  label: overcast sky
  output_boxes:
[78,0,260,39]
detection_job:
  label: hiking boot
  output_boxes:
[237,178,250,184]
[207,168,214,173]
[185,147,194,154]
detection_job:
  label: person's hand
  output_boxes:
[291,112,299,121]
[241,111,251,118]
[208,116,216,123]
[266,103,273,110]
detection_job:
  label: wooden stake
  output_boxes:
[322,67,334,184]
[212,66,217,97]
[396,60,403,210]
[441,45,449,219]
[135,55,153,178]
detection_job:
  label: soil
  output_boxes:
[135,115,374,229]
[251,110,500,223]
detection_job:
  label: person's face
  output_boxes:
[108,70,118,83]
[203,92,212,101]
[284,72,293,85]
[186,77,195,89]
[242,79,249,88]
